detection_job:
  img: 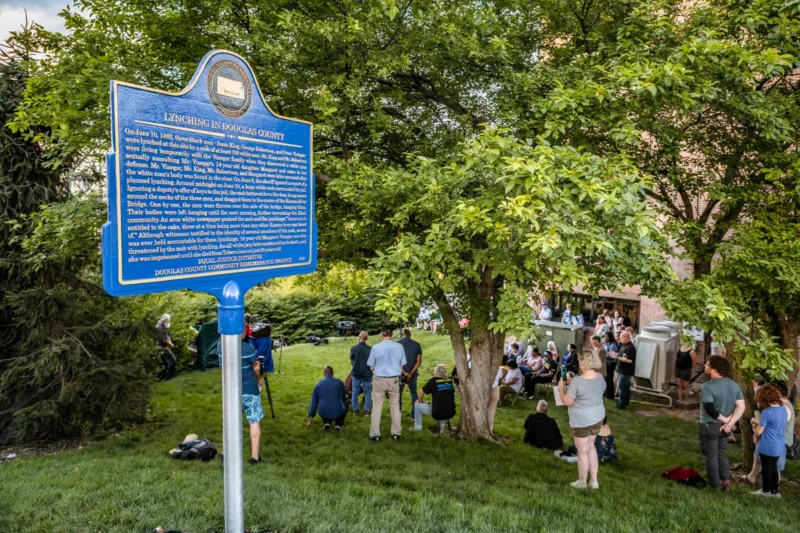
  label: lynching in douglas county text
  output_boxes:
[118,119,312,282]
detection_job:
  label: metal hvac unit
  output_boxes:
[631,324,679,407]
[532,320,585,354]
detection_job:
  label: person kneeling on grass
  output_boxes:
[558,350,606,489]
[523,400,563,450]
[307,365,348,431]
[412,364,456,434]
[218,329,264,465]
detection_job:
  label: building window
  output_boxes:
[546,292,641,332]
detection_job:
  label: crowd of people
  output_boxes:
[305,328,456,440]
[199,310,794,497]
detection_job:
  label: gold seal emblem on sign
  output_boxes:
[207,60,253,119]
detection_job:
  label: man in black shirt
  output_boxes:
[349,331,373,415]
[614,330,637,409]
[411,364,456,435]
[524,351,558,397]
[398,328,423,419]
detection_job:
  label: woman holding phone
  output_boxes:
[558,350,606,489]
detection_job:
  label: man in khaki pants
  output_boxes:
[367,328,407,441]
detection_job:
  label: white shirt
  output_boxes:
[538,308,552,320]
[502,368,524,393]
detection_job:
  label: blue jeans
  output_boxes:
[413,402,446,432]
[351,376,372,412]
[399,374,418,417]
[618,374,632,408]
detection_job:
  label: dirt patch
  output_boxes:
[0,436,96,460]
[634,410,663,419]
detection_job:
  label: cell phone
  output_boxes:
[560,367,567,380]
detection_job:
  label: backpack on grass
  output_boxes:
[661,466,706,488]
[169,438,217,462]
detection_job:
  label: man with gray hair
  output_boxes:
[349,331,372,415]
[523,400,563,450]
[367,328,406,441]
[612,330,637,410]
[411,364,456,435]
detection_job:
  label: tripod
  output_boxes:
[276,331,285,374]
[260,364,276,419]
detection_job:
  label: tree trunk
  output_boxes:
[434,267,503,442]
[456,326,502,441]
[778,317,800,434]
[727,341,756,471]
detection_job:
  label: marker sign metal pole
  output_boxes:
[102,50,317,532]
[221,333,244,532]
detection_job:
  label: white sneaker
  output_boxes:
[589,482,599,489]
[751,490,769,497]
[570,481,587,489]
[410,427,422,432]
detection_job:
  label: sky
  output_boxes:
[1,0,70,44]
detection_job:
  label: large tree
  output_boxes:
[509,0,800,278]
[334,132,671,439]
[0,29,157,444]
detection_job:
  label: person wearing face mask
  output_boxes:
[156,314,177,381]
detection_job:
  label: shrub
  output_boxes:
[245,288,403,344]
[0,196,156,444]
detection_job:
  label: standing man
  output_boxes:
[218,327,264,465]
[367,328,407,441]
[614,330,636,410]
[306,366,348,430]
[398,328,423,419]
[156,314,177,381]
[698,356,745,490]
[349,331,373,416]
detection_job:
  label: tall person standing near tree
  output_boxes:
[398,329,423,419]
[367,328,406,442]
[699,356,745,490]
[349,331,373,416]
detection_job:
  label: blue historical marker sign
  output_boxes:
[102,50,316,302]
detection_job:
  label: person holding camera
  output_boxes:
[367,328,407,441]
[558,350,606,489]
[217,328,264,465]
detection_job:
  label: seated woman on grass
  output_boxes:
[523,400,563,450]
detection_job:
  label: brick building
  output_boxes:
[537,256,709,356]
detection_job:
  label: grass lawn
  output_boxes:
[2,330,798,532]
